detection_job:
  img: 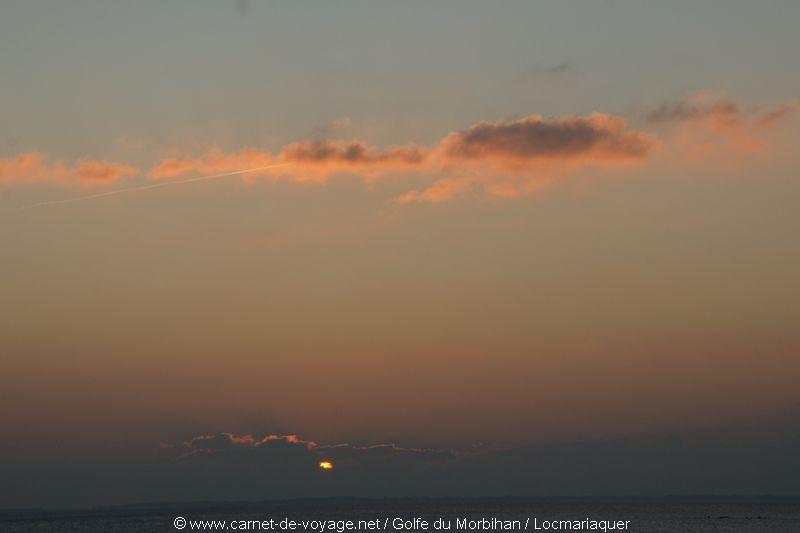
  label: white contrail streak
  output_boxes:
[18,163,291,211]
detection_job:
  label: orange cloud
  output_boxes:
[0,151,138,186]
[8,91,794,203]
[645,91,799,160]
[148,114,652,204]
[0,152,58,183]
[148,140,428,183]
[393,177,471,204]
[147,147,274,180]
[72,158,139,184]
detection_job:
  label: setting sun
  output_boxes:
[318,461,334,470]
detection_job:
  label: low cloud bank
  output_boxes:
[2,426,800,508]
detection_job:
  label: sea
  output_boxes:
[1,498,799,532]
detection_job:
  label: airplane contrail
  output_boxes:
[18,163,291,211]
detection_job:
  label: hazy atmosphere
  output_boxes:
[1,1,799,509]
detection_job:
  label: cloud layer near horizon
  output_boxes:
[4,425,800,507]
[59,427,786,506]
[1,92,796,202]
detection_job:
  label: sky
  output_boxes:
[1,1,800,508]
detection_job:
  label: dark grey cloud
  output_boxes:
[310,117,352,139]
[527,61,572,76]
[646,95,740,124]
[645,91,799,127]
[441,114,653,162]
[169,432,456,470]
[755,100,800,126]
[281,140,427,167]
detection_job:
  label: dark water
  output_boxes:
[2,499,799,532]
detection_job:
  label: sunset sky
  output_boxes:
[2,1,800,508]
